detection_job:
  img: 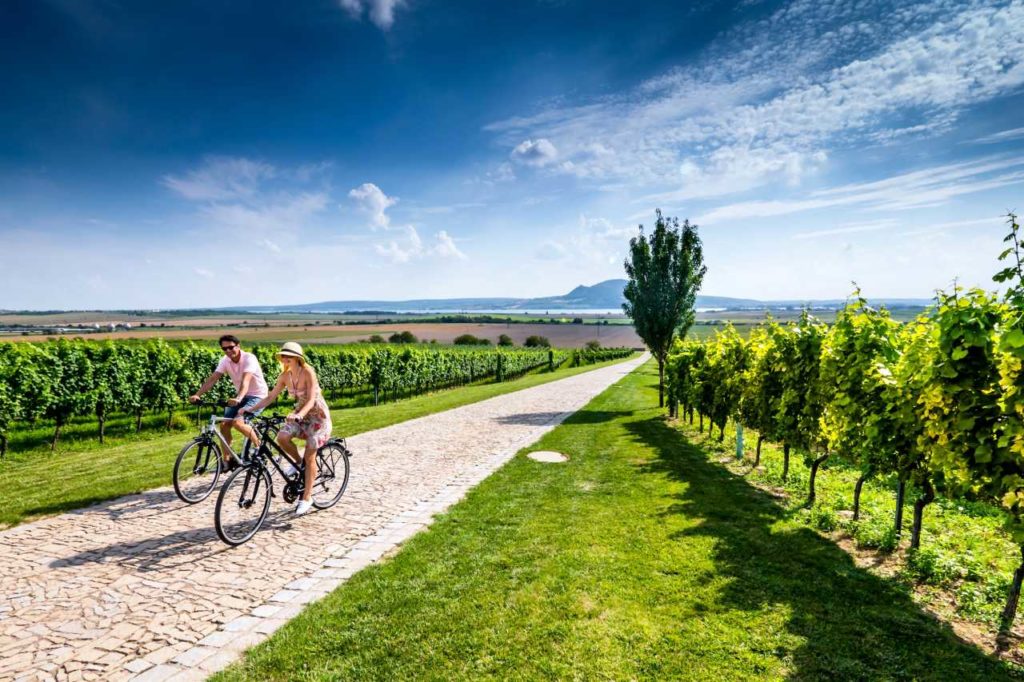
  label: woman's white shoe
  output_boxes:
[295,499,313,516]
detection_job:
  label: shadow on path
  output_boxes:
[625,416,1017,680]
[49,508,300,572]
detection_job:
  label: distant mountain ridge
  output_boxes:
[225,280,931,313]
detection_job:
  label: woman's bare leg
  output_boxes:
[302,442,317,501]
[276,432,301,466]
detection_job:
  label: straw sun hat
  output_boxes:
[277,341,305,360]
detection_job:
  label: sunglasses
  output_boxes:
[221,344,238,352]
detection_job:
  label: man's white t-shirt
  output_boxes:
[215,351,269,398]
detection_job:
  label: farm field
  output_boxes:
[215,360,1016,680]
[0,321,644,347]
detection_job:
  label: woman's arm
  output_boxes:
[243,373,286,414]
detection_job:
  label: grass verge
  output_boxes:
[0,355,635,528]
[215,360,1016,681]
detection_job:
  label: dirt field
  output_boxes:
[0,322,643,348]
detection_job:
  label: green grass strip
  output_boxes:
[215,360,1015,681]
[0,355,635,528]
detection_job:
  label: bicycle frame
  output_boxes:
[201,415,258,464]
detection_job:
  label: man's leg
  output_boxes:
[231,418,260,453]
[218,421,233,463]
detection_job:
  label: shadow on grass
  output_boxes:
[494,410,632,426]
[625,416,1018,681]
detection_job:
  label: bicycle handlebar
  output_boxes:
[250,413,286,427]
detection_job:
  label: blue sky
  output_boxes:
[2,0,1024,309]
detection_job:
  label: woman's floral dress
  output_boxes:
[280,369,333,449]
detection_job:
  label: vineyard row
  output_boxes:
[0,340,635,455]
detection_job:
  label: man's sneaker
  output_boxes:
[295,499,313,516]
[223,459,239,472]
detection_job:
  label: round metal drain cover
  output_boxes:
[527,451,568,463]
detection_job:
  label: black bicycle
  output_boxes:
[214,414,352,546]
[172,402,277,504]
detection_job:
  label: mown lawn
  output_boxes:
[215,361,1015,681]
[0,355,635,528]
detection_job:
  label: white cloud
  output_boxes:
[698,155,1024,224]
[433,230,467,259]
[973,126,1024,144]
[535,239,569,261]
[194,267,214,279]
[163,156,275,202]
[486,1,1024,197]
[510,139,558,167]
[375,225,468,263]
[487,162,516,183]
[348,182,398,230]
[792,219,899,240]
[338,0,407,30]
[535,214,635,265]
[201,192,329,233]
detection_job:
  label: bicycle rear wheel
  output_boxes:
[173,438,222,504]
[215,466,272,546]
[311,441,351,510]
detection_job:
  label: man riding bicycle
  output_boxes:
[189,335,268,469]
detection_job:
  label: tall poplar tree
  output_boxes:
[623,209,706,406]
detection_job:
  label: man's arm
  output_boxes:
[229,372,254,406]
[190,371,224,403]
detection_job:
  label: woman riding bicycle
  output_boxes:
[242,342,333,516]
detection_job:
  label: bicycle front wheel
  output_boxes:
[311,441,351,510]
[215,466,273,546]
[173,438,222,504]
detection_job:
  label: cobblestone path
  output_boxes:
[0,355,647,681]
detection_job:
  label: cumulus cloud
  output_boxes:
[348,182,398,230]
[433,230,467,259]
[375,225,467,263]
[163,156,275,202]
[510,138,558,167]
[338,0,407,30]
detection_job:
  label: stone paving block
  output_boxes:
[122,659,152,675]
[197,630,234,648]
[221,632,265,654]
[284,578,317,591]
[171,646,217,667]
[250,604,282,618]
[268,590,299,603]
[164,668,208,682]
[254,618,286,635]
[131,664,184,682]
[198,649,237,673]
[222,616,261,633]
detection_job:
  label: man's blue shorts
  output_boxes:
[223,395,264,420]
